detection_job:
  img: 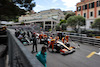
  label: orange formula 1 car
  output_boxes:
[48,40,75,54]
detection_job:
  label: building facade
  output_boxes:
[76,0,100,29]
[19,9,65,31]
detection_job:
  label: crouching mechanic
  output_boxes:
[49,39,55,52]
[36,46,47,67]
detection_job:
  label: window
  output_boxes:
[77,6,81,11]
[53,22,54,24]
[99,1,100,6]
[84,13,86,17]
[89,2,94,8]
[77,7,78,11]
[83,5,87,10]
[90,22,93,25]
[97,1,99,7]
[91,2,94,8]
[98,10,100,15]
[89,3,91,9]
[90,12,93,17]
[85,4,87,9]
[83,5,85,10]
[45,22,51,24]
[97,1,100,7]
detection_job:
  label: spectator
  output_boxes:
[36,46,47,67]
[15,29,18,37]
[31,34,38,53]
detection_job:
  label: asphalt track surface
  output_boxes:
[10,29,100,67]
[26,41,100,67]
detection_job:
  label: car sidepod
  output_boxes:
[60,48,75,55]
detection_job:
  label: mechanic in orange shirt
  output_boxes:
[39,34,41,39]
[49,39,55,52]
[62,37,65,43]
[65,35,69,42]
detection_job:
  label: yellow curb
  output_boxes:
[86,51,96,58]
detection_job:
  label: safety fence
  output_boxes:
[8,29,44,67]
[69,35,100,46]
[42,32,100,46]
[46,31,100,46]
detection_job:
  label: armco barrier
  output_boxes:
[7,29,44,67]
[69,35,100,45]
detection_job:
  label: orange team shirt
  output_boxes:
[39,35,42,39]
[62,37,65,43]
[65,36,69,42]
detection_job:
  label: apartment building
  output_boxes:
[19,9,64,22]
[19,9,65,31]
[76,0,100,29]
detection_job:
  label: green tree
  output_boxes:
[21,22,24,25]
[65,12,75,20]
[61,23,67,31]
[92,18,100,30]
[67,16,85,33]
[59,19,67,25]
[0,0,35,22]
[56,24,60,31]
[0,0,26,21]
[56,20,67,31]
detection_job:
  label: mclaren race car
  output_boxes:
[48,40,75,55]
[57,41,75,54]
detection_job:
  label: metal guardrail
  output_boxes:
[41,32,100,46]
[69,35,100,45]
[7,29,44,67]
[56,31,87,37]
